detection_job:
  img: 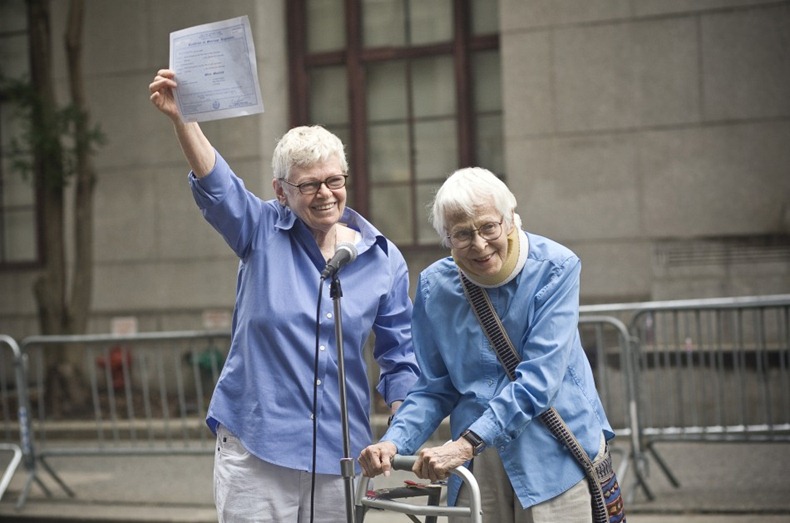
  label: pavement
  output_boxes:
[0,439,788,522]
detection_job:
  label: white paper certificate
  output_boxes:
[169,16,264,123]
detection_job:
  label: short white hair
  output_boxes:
[431,167,516,247]
[271,125,348,181]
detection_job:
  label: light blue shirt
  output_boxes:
[190,151,419,475]
[382,233,614,507]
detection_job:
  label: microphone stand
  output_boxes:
[329,275,357,523]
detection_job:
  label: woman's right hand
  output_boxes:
[148,69,181,123]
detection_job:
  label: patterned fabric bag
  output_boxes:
[600,467,625,522]
[591,444,625,522]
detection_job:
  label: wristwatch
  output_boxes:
[461,429,486,456]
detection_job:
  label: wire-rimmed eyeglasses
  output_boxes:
[281,174,348,195]
[447,220,504,249]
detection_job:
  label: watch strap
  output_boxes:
[461,429,486,455]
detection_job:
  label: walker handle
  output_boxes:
[390,455,417,471]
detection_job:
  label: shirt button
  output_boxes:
[316,379,322,386]
[326,312,333,319]
[319,345,326,351]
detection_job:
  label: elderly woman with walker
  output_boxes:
[359,167,625,523]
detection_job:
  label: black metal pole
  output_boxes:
[329,276,356,523]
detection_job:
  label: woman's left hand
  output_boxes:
[413,439,474,481]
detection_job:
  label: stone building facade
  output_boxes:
[1,0,788,338]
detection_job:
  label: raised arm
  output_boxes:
[148,69,215,177]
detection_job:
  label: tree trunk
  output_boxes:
[27,0,67,336]
[26,0,93,417]
[65,0,94,337]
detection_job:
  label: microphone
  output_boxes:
[321,242,358,280]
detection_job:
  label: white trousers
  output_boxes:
[213,425,348,523]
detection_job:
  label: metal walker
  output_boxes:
[355,455,483,523]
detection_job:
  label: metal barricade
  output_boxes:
[582,294,790,497]
[628,296,790,442]
[15,330,230,508]
[578,316,651,501]
[0,335,24,502]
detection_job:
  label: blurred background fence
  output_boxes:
[0,294,788,508]
[580,294,790,499]
[0,331,230,507]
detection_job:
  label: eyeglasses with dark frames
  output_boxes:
[447,220,504,249]
[281,174,348,195]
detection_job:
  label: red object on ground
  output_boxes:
[96,346,133,390]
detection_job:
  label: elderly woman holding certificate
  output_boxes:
[359,167,625,523]
[149,69,419,523]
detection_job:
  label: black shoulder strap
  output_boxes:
[458,271,520,380]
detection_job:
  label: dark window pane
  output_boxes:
[408,0,452,46]
[2,208,36,262]
[476,114,504,175]
[368,123,410,183]
[307,0,346,52]
[416,182,441,245]
[370,185,412,243]
[471,0,499,35]
[473,50,502,113]
[414,119,457,182]
[363,0,406,47]
[472,50,504,175]
[1,105,38,265]
[309,66,348,126]
[367,61,408,122]
[412,56,455,118]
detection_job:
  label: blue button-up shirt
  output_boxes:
[382,233,613,507]
[190,151,419,475]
